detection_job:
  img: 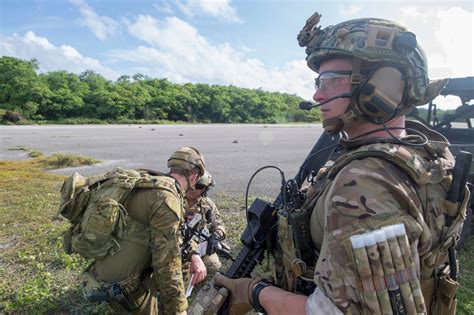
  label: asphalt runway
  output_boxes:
[0,124,327,197]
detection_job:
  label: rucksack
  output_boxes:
[59,167,154,259]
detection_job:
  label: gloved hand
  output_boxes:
[214,273,274,315]
[206,233,221,255]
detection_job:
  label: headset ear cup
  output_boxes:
[357,66,405,123]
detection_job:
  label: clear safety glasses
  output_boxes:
[314,70,353,91]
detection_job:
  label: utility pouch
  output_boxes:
[289,210,317,266]
[420,276,435,314]
[59,173,90,224]
[278,211,317,292]
[71,198,127,258]
[432,265,459,315]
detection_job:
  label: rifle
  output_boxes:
[182,212,233,261]
[188,131,340,315]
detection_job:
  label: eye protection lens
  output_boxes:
[195,182,207,190]
[315,70,352,91]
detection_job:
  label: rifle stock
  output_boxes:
[188,132,339,314]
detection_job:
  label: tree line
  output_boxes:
[0,56,321,123]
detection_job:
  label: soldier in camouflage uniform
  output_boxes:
[82,147,207,314]
[185,171,226,274]
[215,13,469,315]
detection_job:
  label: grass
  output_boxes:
[0,157,473,314]
[38,153,98,169]
[0,158,106,314]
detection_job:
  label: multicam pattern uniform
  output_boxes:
[91,175,188,314]
[187,197,226,238]
[187,197,226,273]
[305,122,467,314]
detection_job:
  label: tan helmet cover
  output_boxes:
[167,146,206,176]
[197,170,214,188]
[299,15,430,107]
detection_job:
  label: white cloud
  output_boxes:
[0,31,119,80]
[70,0,119,40]
[153,1,174,15]
[176,0,241,23]
[396,6,473,109]
[398,6,473,79]
[338,4,362,18]
[110,15,313,98]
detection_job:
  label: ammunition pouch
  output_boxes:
[433,265,459,315]
[277,212,316,292]
[421,265,459,315]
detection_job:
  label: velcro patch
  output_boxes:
[164,194,183,219]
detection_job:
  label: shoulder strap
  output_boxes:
[327,142,450,186]
[135,173,179,194]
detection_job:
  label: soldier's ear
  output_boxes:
[189,172,199,185]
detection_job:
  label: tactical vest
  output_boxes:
[277,130,469,314]
[59,167,181,259]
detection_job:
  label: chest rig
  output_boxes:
[276,126,469,308]
[276,158,335,294]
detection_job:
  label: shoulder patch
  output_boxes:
[164,194,184,219]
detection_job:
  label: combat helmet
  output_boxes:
[167,146,206,176]
[196,170,214,196]
[297,13,445,131]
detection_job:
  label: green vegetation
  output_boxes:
[0,56,320,124]
[0,158,106,314]
[1,157,473,314]
[39,153,98,169]
[6,147,97,168]
[458,236,474,314]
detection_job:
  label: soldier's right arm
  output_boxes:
[149,192,187,314]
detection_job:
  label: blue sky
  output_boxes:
[1,0,473,108]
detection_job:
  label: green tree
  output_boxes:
[39,71,88,119]
[0,56,50,118]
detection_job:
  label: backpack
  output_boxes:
[59,167,154,259]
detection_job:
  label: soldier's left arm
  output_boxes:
[149,193,188,314]
[313,157,426,313]
[203,197,226,238]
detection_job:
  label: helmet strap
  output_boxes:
[350,58,363,86]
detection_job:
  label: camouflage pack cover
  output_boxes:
[59,167,174,259]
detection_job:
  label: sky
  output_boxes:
[1,0,473,109]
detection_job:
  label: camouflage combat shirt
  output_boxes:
[187,196,226,238]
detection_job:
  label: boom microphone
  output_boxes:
[299,101,314,110]
[298,92,354,110]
